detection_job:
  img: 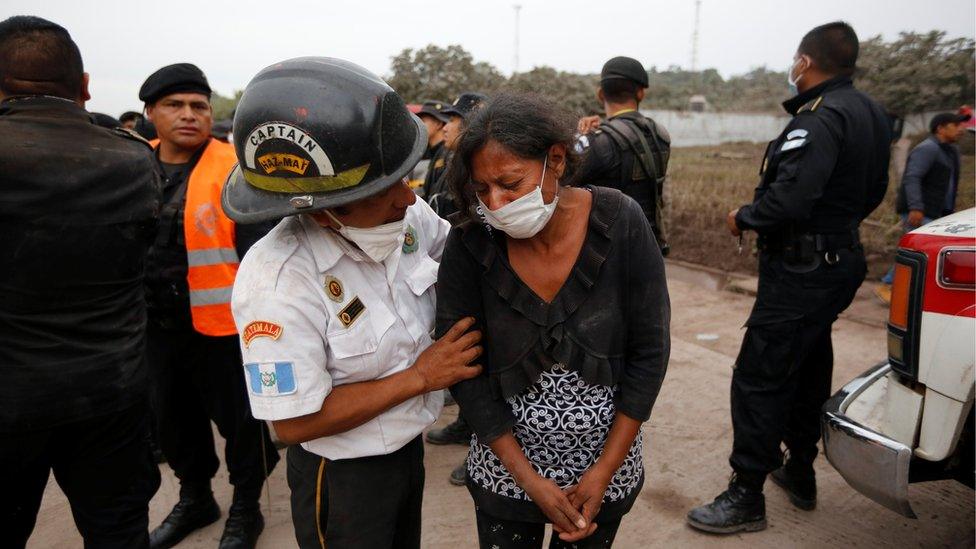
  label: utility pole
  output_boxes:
[690,0,701,72]
[513,4,522,74]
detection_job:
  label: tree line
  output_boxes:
[212,31,974,120]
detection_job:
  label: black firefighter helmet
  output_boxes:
[222,57,428,223]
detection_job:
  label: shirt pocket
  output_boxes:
[404,255,439,339]
[326,303,395,383]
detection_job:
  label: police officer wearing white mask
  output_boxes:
[222,57,483,549]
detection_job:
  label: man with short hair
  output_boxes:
[411,100,448,192]
[120,110,144,129]
[688,21,891,533]
[0,15,161,547]
[875,110,970,302]
[139,63,278,549]
[575,56,672,254]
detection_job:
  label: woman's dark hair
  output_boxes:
[446,92,581,220]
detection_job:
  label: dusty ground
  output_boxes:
[29,263,975,548]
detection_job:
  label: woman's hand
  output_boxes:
[521,475,592,537]
[552,467,612,542]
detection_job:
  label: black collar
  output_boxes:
[0,95,93,123]
[782,75,852,115]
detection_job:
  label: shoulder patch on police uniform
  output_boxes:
[797,96,823,113]
[242,320,284,347]
[781,138,807,152]
[324,275,344,302]
[337,296,366,328]
[786,129,808,140]
[244,362,297,396]
[112,127,152,149]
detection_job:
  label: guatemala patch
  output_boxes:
[242,320,283,347]
[244,362,297,396]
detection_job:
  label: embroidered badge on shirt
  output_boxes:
[242,321,283,347]
[337,296,366,328]
[325,275,344,303]
[244,362,297,396]
[781,138,807,152]
[402,225,419,254]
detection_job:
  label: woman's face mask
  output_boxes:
[325,210,405,263]
[476,154,559,239]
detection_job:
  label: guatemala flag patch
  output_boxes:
[244,362,297,396]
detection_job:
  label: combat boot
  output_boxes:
[425,416,472,445]
[771,460,817,510]
[218,492,265,549]
[150,481,221,549]
[687,474,766,534]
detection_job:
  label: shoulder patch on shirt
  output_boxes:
[242,320,284,347]
[575,135,590,153]
[245,362,297,396]
[786,129,808,140]
[337,296,366,328]
[780,138,807,152]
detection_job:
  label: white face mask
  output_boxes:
[476,155,559,239]
[325,210,405,263]
[787,57,806,96]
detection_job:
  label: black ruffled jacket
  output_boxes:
[435,186,671,444]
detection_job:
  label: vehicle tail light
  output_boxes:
[888,263,912,330]
[888,249,926,379]
[939,248,976,289]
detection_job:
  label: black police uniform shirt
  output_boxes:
[735,76,891,236]
[0,96,161,432]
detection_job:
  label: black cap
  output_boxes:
[417,100,449,123]
[929,112,971,133]
[441,92,488,118]
[600,56,648,88]
[139,63,212,104]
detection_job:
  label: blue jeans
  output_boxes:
[881,214,934,284]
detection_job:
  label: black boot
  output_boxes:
[449,461,467,486]
[770,459,817,510]
[218,492,265,549]
[687,474,766,534]
[150,482,221,549]
[425,416,471,445]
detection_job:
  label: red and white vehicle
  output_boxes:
[823,208,975,517]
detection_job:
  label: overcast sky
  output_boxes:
[5,0,974,115]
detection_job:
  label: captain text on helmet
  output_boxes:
[223,57,483,549]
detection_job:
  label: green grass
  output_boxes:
[665,133,975,276]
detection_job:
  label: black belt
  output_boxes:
[758,230,860,253]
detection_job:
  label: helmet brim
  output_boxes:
[221,113,428,224]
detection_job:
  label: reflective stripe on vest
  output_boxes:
[182,139,239,336]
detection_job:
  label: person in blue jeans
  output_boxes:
[875,111,969,302]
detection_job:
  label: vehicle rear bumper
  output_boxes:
[822,361,917,518]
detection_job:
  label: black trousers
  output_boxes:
[286,437,425,549]
[0,403,160,549]
[475,511,622,549]
[729,249,866,482]
[147,324,278,497]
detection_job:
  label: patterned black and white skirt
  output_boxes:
[467,364,644,509]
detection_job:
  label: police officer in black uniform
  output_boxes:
[415,100,449,191]
[575,56,671,254]
[687,21,891,534]
[424,92,487,219]
[0,16,161,548]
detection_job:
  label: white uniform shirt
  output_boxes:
[231,199,450,460]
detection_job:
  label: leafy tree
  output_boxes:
[387,45,504,103]
[856,31,975,115]
[211,89,242,120]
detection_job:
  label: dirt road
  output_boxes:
[28,264,975,548]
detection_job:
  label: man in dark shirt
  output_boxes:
[139,64,279,549]
[688,22,891,534]
[875,112,970,302]
[0,16,162,548]
[424,92,487,220]
[413,99,449,194]
[575,57,671,254]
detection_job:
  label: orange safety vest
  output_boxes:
[152,138,239,336]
